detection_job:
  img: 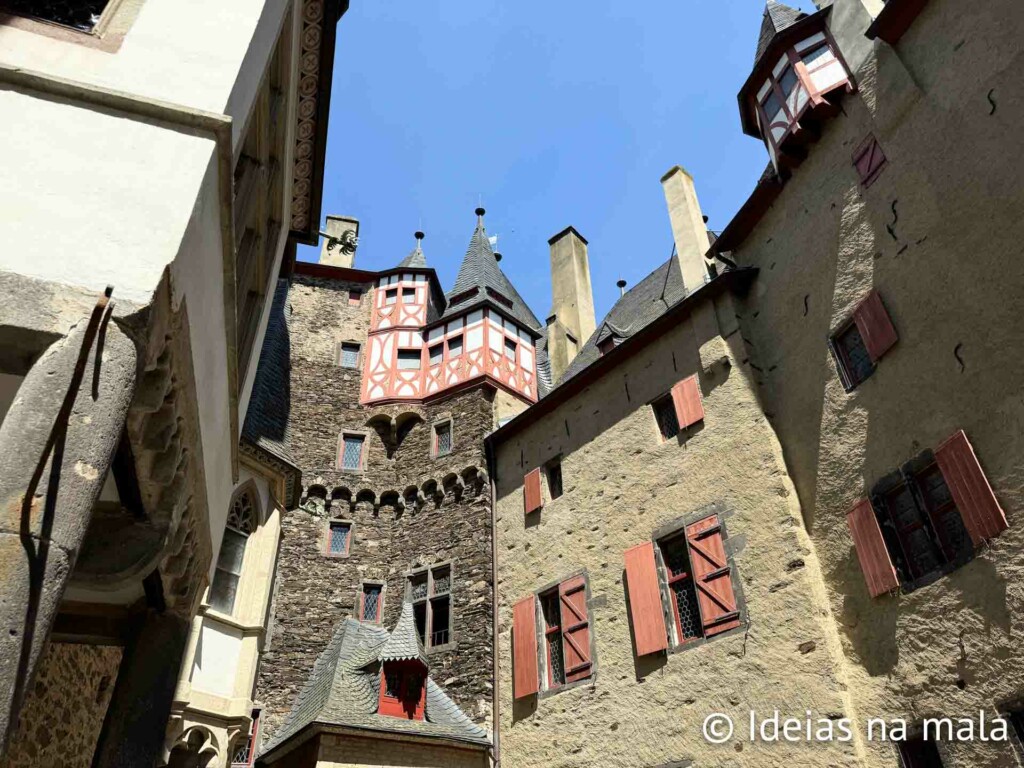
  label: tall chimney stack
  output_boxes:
[319,215,360,268]
[660,166,711,292]
[546,226,596,384]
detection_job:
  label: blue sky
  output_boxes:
[299,0,818,325]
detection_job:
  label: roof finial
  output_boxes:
[414,230,425,243]
[617,279,627,297]
[475,206,486,228]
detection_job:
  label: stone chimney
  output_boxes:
[660,166,711,293]
[547,226,596,383]
[319,215,360,268]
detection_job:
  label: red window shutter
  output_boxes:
[624,542,668,656]
[684,516,741,637]
[523,468,542,514]
[670,375,704,430]
[935,430,1007,547]
[846,499,900,598]
[512,596,538,699]
[558,576,592,683]
[852,290,898,362]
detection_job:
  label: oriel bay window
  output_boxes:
[848,430,1008,597]
[512,574,592,698]
[209,484,259,615]
[624,513,741,656]
[408,564,452,649]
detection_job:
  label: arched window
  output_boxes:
[209,484,259,615]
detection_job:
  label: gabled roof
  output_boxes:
[260,617,488,762]
[439,210,542,332]
[378,602,428,666]
[755,1,807,64]
[556,250,688,386]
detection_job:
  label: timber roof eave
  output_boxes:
[738,6,832,137]
[421,298,543,340]
[486,268,759,447]
[293,261,447,307]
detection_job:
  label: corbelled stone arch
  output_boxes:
[460,465,485,497]
[421,478,441,509]
[329,485,353,515]
[441,471,464,502]
[379,489,401,519]
[354,488,377,517]
[403,484,423,514]
[301,484,328,516]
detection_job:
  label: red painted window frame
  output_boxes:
[539,588,564,690]
[338,433,367,471]
[432,420,452,457]
[325,520,352,557]
[348,289,362,306]
[359,581,383,624]
[230,708,261,768]
[447,334,464,358]
[378,660,427,720]
[658,532,703,645]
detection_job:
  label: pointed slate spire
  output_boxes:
[755,0,807,63]
[441,207,542,331]
[397,230,427,269]
[379,602,428,667]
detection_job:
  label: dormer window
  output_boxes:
[378,661,427,720]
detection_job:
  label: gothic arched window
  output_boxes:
[209,484,260,615]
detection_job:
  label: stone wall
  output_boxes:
[0,642,121,768]
[255,275,498,743]
[730,1,1024,765]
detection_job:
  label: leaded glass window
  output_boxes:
[339,342,360,369]
[653,395,680,440]
[434,421,452,457]
[659,534,703,644]
[327,522,351,555]
[407,565,452,648]
[361,583,382,622]
[340,434,365,470]
[835,322,874,389]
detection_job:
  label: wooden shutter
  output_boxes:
[558,576,592,683]
[684,516,741,637]
[853,291,898,362]
[624,542,668,656]
[846,499,900,597]
[670,375,704,430]
[512,596,539,699]
[523,468,542,514]
[935,430,1007,547]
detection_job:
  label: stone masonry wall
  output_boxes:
[255,273,497,743]
[731,1,1024,766]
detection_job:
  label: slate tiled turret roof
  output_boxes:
[396,232,427,269]
[755,0,807,63]
[260,615,488,761]
[440,210,543,332]
[378,602,429,666]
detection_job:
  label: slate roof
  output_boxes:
[241,279,298,472]
[755,0,807,63]
[379,602,428,666]
[439,213,543,332]
[396,237,427,269]
[556,250,688,386]
[260,615,489,760]
[534,334,553,396]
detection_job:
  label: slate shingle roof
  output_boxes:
[440,214,542,332]
[396,239,427,269]
[378,602,428,666]
[241,279,298,472]
[260,616,489,760]
[755,0,807,63]
[556,251,688,386]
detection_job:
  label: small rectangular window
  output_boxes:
[504,337,518,361]
[802,44,834,69]
[326,521,351,556]
[434,421,452,457]
[779,66,799,98]
[407,565,452,648]
[832,320,874,390]
[348,289,362,306]
[340,434,365,471]
[448,335,463,358]
[897,735,944,767]
[597,336,617,356]
[658,533,703,644]
[652,395,680,440]
[397,349,421,370]
[762,89,783,120]
[360,583,382,623]
[385,288,398,305]
[547,460,563,500]
[402,290,417,304]
[339,342,360,369]
[429,343,444,366]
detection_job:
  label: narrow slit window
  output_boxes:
[547,460,563,500]
[360,583,382,623]
[540,589,565,689]
[658,534,703,644]
[209,528,247,614]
